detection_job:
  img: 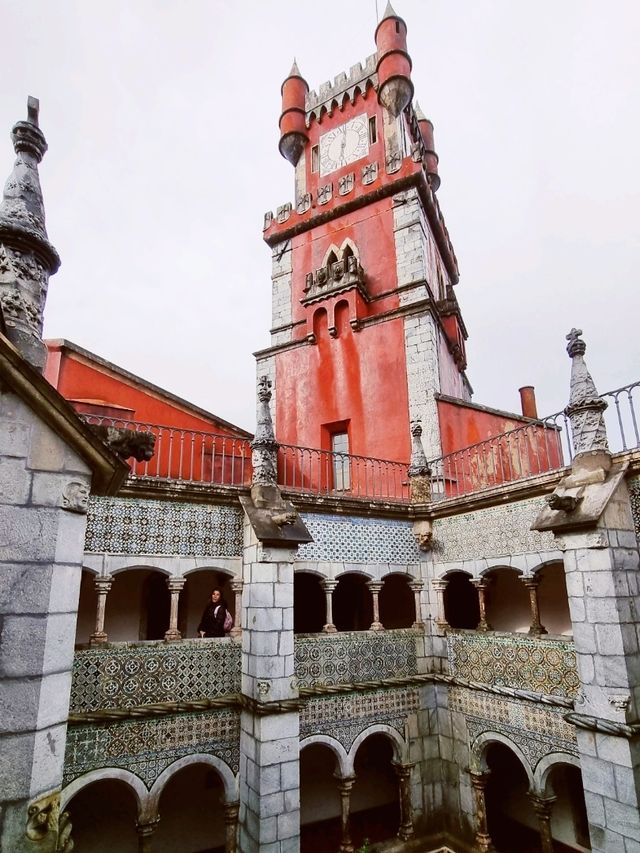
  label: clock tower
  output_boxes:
[257,2,470,470]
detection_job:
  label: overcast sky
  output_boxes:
[2,1,639,435]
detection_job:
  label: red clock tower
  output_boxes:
[257,3,470,470]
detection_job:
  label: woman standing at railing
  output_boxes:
[197,589,228,638]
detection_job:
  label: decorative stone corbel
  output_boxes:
[413,519,433,551]
[61,480,90,514]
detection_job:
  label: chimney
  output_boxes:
[519,386,538,419]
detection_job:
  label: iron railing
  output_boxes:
[82,414,253,486]
[429,381,640,500]
[277,442,411,502]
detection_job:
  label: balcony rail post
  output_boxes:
[431,578,450,633]
[229,579,243,638]
[164,577,186,642]
[471,578,492,632]
[89,576,113,645]
[321,579,338,633]
[334,773,356,853]
[521,575,547,636]
[367,581,384,631]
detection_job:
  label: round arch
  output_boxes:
[182,565,236,578]
[109,564,172,577]
[61,768,149,820]
[348,724,408,767]
[148,754,238,815]
[535,752,582,797]
[470,731,535,790]
[300,734,351,778]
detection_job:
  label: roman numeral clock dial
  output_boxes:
[319,114,370,176]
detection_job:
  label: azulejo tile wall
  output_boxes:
[85,496,243,556]
[447,632,579,698]
[432,497,555,562]
[70,641,241,712]
[629,476,640,545]
[63,709,240,788]
[295,630,418,689]
[300,688,419,751]
[450,687,577,772]
[297,513,421,563]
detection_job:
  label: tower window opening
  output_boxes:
[395,21,401,33]
[311,145,319,173]
[368,116,377,145]
[331,431,350,491]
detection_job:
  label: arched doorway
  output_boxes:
[484,742,536,851]
[546,762,591,850]
[75,569,97,645]
[300,743,342,852]
[105,568,170,642]
[333,574,373,631]
[537,562,572,636]
[294,572,325,634]
[153,762,226,852]
[484,568,530,633]
[443,571,479,629]
[65,778,139,852]
[379,574,415,629]
[350,733,401,848]
[181,569,234,639]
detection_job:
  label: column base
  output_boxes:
[89,632,108,645]
[528,625,548,636]
[229,626,242,639]
[322,623,337,633]
[369,622,384,631]
[164,629,182,642]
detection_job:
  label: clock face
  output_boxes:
[319,114,370,177]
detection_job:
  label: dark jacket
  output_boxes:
[197,602,227,638]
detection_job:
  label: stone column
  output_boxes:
[393,762,415,841]
[322,579,338,633]
[223,800,240,853]
[471,579,492,632]
[367,581,384,631]
[469,771,495,853]
[335,774,356,853]
[229,579,243,638]
[521,575,547,636]
[431,578,450,632]
[529,794,555,853]
[89,575,113,645]
[410,580,424,628]
[136,817,160,853]
[164,577,185,642]
[238,528,301,853]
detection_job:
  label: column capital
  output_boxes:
[229,578,243,593]
[469,769,491,788]
[471,577,490,590]
[223,799,240,821]
[528,792,556,814]
[333,772,356,791]
[366,580,384,592]
[136,816,160,836]
[321,578,338,592]
[166,576,186,593]
[392,760,415,779]
[431,577,449,592]
[520,574,541,589]
[409,579,424,591]
[94,575,113,594]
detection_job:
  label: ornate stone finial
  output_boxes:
[564,328,609,457]
[408,420,431,478]
[251,375,279,486]
[0,98,60,371]
[289,58,302,78]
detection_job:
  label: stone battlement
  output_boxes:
[306,53,378,121]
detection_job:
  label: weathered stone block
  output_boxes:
[0,562,53,614]
[0,731,35,799]
[0,678,40,732]
[35,671,72,729]
[604,798,640,842]
[0,417,30,458]
[260,736,298,766]
[0,505,59,561]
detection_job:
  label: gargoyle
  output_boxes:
[272,510,298,527]
[92,425,156,462]
[547,492,582,513]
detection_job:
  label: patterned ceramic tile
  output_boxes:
[63,709,240,788]
[70,641,241,712]
[447,632,578,698]
[629,476,640,546]
[450,686,577,771]
[85,496,243,556]
[432,497,555,562]
[297,513,420,563]
[295,630,418,689]
[300,688,419,751]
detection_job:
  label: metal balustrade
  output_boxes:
[429,381,640,501]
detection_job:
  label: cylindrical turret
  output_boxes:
[519,386,538,420]
[278,59,309,166]
[415,102,440,191]
[375,2,413,117]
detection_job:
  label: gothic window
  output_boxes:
[311,145,319,173]
[368,115,377,145]
[331,431,350,490]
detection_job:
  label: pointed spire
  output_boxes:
[408,420,431,503]
[288,58,302,79]
[0,98,60,371]
[381,1,398,21]
[564,328,609,456]
[251,376,280,486]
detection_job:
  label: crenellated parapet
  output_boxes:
[305,54,378,124]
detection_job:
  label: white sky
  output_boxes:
[2,1,639,434]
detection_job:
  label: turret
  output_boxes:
[415,101,440,191]
[375,2,413,117]
[278,59,309,166]
[0,97,60,371]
